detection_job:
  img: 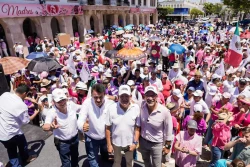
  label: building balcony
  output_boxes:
[103,0,111,5]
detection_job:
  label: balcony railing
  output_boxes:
[103,0,111,5]
[87,0,95,5]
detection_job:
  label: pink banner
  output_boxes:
[0,3,84,18]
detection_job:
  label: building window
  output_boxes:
[138,0,141,6]
[103,0,110,5]
[88,0,95,5]
[143,0,146,6]
[131,0,135,5]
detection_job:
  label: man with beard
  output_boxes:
[138,86,173,167]
[230,78,250,103]
[105,85,140,167]
[186,70,205,93]
[77,84,114,167]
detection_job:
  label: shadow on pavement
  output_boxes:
[81,156,144,167]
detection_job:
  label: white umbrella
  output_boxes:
[123,34,134,38]
[116,30,124,35]
[229,27,243,33]
[147,24,155,28]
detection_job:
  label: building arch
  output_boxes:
[72,16,79,37]
[51,17,61,38]
[133,14,137,25]
[118,14,124,27]
[90,14,99,34]
[23,18,37,38]
[0,21,10,56]
[126,14,130,25]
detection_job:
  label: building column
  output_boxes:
[37,17,53,40]
[129,14,133,25]
[113,14,119,26]
[136,14,139,26]
[76,16,85,42]
[122,13,127,26]
[62,16,74,37]
[153,10,158,23]
[97,12,104,34]
[3,18,29,56]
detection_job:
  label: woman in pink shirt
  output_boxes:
[195,46,204,66]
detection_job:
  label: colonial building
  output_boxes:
[0,0,158,55]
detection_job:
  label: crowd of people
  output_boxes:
[0,19,250,167]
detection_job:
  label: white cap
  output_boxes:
[145,86,158,94]
[193,90,203,97]
[136,61,141,65]
[222,92,231,99]
[76,81,88,90]
[118,85,131,96]
[157,64,162,70]
[212,73,221,79]
[208,85,217,95]
[40,95,48,102]
[52,88,67,102]
[61,82,68,87]
[194,104,203,112]
[172,89,182,98]
[127,80,135,86]
[62,88,68,94]
[49,75,57,81]
[92,66,99,73]
[105,73,112,78]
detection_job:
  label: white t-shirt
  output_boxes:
[45,101,81,140]
[149,77,163,92]
[0,93,30,141]
[189,99,210,116]
[77,97,114,140]
[106,103,140,147]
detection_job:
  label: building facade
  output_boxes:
[158,0,204,21]
[0,0,158,55]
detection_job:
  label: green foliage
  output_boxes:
[190,8,204,18]
[213,3,223,16]
[157,6,174,16]
[203,2,215,15]
[223,0,250,12]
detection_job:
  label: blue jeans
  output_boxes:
[210,146,224,166]
[55,134,79,167]
[85,135,109,167]
[151,56,159,65]
[205,119,215,145]
[0,134,29,167]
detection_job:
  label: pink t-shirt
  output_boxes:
[196,49,204,65]
[74,41,80,49]
[175,131,202,167]
[211,101,233,121]
[212,122,231,150]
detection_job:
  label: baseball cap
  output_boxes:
[40,95,48,102]
[127,80,135,86]
[61,82,68,87]
[194,104,202,113]
[76,81,88,91]
[157,64,162,70]
[40,87,47,92]
[193,90,203,97]
[222,92,231,99]
[187,120,198,130]
[188,87,195,91]
[118,85,131,96]
[144,86,158,94]
[162,73,167,78]
[208,85,218,96]
[211,73,221,80]
[172,89,182,98]
[52,88,67,102]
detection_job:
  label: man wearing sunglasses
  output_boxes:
[43,88,81,167]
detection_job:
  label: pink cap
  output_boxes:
[40,88,47,92]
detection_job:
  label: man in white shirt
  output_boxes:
[168,63,182,83]
[0,85,39,166]
[106,85,140,167]
[160,43,170,72]
[43,88,81,167]
[189,90,210,123]
[77,84,114,167]
[149,70,163,92]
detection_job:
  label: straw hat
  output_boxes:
[40,79,51,87]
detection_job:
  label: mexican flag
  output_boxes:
[225,22,243,67]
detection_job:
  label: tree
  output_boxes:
[203,2,215,15]
[223,0,250,13]
[157,6,174,17]
[213,3,223,17]
[190,8,204,18]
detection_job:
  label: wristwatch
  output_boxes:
[133,141,138,146]
[165,144,171,149]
